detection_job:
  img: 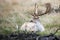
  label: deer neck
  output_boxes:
[33,18,40,23]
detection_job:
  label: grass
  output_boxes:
[0,12,60,35]
[0,1,60,35]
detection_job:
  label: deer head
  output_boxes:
[31,3,51,19]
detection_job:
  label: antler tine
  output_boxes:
[35,3,38,14]
[45,3,51,13]
[34,3,39,16]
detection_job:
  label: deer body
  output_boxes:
[20,18,45,32]
[20,22,37,32]
[33,19,45,32]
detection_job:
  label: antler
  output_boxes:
[39,3,51,16]
[31,3,51,18]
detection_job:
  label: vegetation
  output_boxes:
[0,0,60,35]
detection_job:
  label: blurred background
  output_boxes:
[0,0,60,35]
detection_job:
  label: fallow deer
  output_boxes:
[20,3,51,32]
